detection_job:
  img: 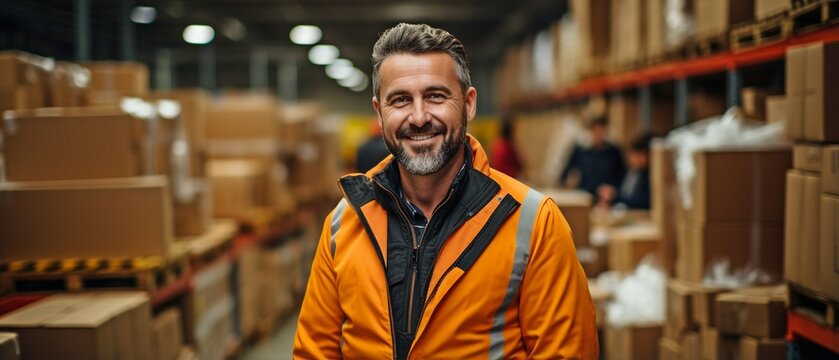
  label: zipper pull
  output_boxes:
[411,247,418,272]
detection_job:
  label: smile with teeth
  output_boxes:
[408,134,438,141]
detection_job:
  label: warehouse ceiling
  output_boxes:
[2,0,566,112]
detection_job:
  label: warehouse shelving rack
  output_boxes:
[510,23,839,130]
[507,17,839,357]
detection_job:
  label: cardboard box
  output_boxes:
[765,96,786,124]
[0,293,150,360]
[739,336,785,360]
[49,62,89,107]
[0,51,48,88]
[784,170,821,288]
[682,332,701,360]
[608,222,660,273]
[570,0,611,76]
[0,88,27,112]
[588,281,613,328]
[174,179,213,237]
[544,189,592,247]
[152,308,184,360]
[206,94,278,140]
[740,87,770,121]
[0,333,19,360]
[96,292,152,360]
[756,0,791,19]
[694,0,754,36]
[651,143,678,276]
[786,45,807,140]
[666,280,700,338]
[609,0,645,68]
[84,62,148,105]
[2,107,147,181]
[684,148,791,223]
[677,219,784,282]
[691,287,730,327]
[208,158,280,219]
[148,89,210,177]
[823,146,839,195]
[605,324,662,360]
[607,93,640,146]
[659,337,682,359]
[689,89,728,122]
[0,176,174,261]
[715,286,787,338]
[702,327,740,360]
[821,194,839,301]
[192,296,233,360]
[793,144,823,173]
[803,43,839,142]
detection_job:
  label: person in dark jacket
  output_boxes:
[598,133,652,209]
[560,116,626,200]
[356,123,392,173]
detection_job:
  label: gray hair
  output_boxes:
[371,23,471,98]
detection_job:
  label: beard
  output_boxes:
[383,111,467,176]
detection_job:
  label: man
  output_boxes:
[294,23,597,359]
[560,116,626,201]
[597,133,652,210]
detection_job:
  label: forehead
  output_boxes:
[378,52,459,91]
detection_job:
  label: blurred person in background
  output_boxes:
[560,116,625,201]
[356,121,391,173]
[294,23,597,360]
[597,133,653,210]
[490,116,523,178]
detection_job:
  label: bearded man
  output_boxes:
[294,23,598,359]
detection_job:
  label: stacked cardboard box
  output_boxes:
[186,260,234,360]
[605,323,662,360]
[0,292,151,360]
[609,0,645,69]
[785,43,839,303]
[570,0,611,77]
[755,0,791,19]
[660,280,727,359]
[675,147,790,282]
[84,62,148,106]
[712,286,787,360]
[607,222,660,274]
[651,143,678,276]
[0,332,20,360]
[543,189,600,275]
[646,0,695,59]
[694,0,754,37]
[0,51,53,112]
[151,308,185,360]
[205,93,297,219]
[281,102,340,204]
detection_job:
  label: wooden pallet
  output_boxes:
[792,0,839,32]
[173,219,239,268]
[788,282,839,329]
[0,253,189,295]
[731,14,793,50]
[683,32,729,59]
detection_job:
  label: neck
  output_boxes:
[398,146,465,219]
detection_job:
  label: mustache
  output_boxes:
[397,122,446,138]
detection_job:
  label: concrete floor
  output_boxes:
[243,310,299,360]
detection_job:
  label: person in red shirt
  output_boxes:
[490,118,523,178]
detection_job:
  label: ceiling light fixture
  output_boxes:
[129,6,157,24]
[221,18,246,42]
[183,25,215,45]
[308,44,339,65]
[290,25,322,45]
[325,59,353,80]
[338,68,366,88]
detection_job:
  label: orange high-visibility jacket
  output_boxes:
[294,135,598,359]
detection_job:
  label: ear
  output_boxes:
[464,87,477,123]
[372,96,383,125]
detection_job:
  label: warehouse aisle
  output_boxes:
[244,310,299,360]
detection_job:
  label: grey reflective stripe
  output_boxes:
[330,199,348,257]
[488,189,542,360]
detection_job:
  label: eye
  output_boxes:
[427,93,446,101]
[390,96,410,106]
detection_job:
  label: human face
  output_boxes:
[372,52,477,175]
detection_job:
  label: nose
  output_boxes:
[407,99,431,128]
